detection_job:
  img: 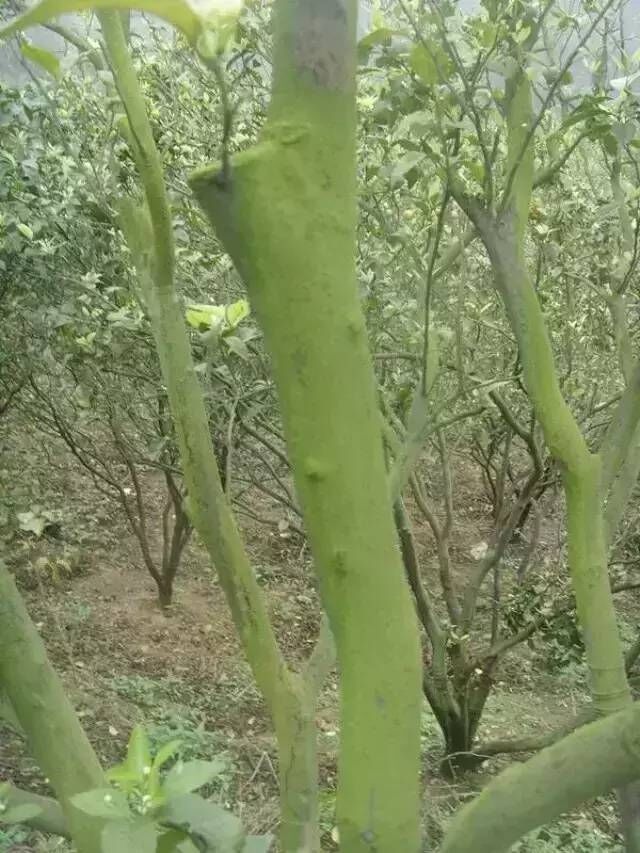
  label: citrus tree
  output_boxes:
[2,2,640,853]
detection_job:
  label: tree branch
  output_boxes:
[440,702,640,853]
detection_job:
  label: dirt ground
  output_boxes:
[0,429,632,851]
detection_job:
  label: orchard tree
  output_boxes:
[348,0,640,783]
[368,0,640,839]
[2,2,640,853]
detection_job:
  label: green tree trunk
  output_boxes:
[454,66,640,849]
[191,3,423,849]
[0,563,104,853]
[275,679,320,853]
[96,11,321,850]
[458,69,631,720]
[472,213,632,716]
[440,703,640,853]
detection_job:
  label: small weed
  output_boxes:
[109,674,206,711]
[62,600,92,629]
[148,708,222,760]
[513,822,623,851]
[151,714,236,802]
[34,838,73,852]
[108,674,237,800]
[0,824,28,851]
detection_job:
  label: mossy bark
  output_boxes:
[465,69,631,720]
[440,703,640,853]
[455,66,638,848]
[275,679,320,853]
[0,564,104,853]
[191,3,422,849]
[97,12,320,850]
[142,266,319,850]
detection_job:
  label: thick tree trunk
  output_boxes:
[441,715,476,776]
[473,226,633,717]
[439,683,493,776]
[191,3,423,849]
[564,460,630,713]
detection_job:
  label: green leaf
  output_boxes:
[156,828,191,853]
[71,788,131,819]
[161,794,244,851]
[477,20,497,48]
[152,739,183,772]
[145,737,182,806]
[611,72,640,91]
[389,151,426,186]
[102,819,158,853]
[157,828,201,852]
[126,724,152,781]
[20,40,61,78]
[409,42,452,86]
[0,1,202,45]
[358,27,398,49]
[560,95,607,131]
[224,335,251,361]
[163,760,224,798]
[612,121,638,146]
[410,44,438,85]
[185,299,250,333]
[400,110,435,138]
[105,763,141,794]
[0,803,43,825]
[16,223,34,240]
[513,24,530,44]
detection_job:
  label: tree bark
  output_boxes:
[276,681,320,852]
[440,703,640,853]
[456,67,632,718]
[0,564,104,853]
[450,64,640,848]
[191,3,422,849]
[97,13,324,851]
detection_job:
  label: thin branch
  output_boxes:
[501,0,619,209]
[482,580,640,661]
